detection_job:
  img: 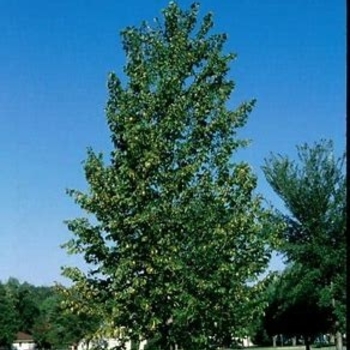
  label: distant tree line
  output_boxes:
[0,278,99,349]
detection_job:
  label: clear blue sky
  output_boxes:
[0,1,345,286]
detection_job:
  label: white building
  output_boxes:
[12,332,36,350]
[77,337,147,350]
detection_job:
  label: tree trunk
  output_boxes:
[331,282,343,350]
[272,336,277,347]
[159,320,172,350]
[304,336,311,350]
[292,337,297,346]
[335,331,343,350]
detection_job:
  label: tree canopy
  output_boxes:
[62,2,277,349]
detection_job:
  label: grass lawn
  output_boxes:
[247,347,344,350]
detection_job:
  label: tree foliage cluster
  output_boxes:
[0,278,99,349]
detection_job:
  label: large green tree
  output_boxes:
[63,3,276,349]
[262,140,346,350]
